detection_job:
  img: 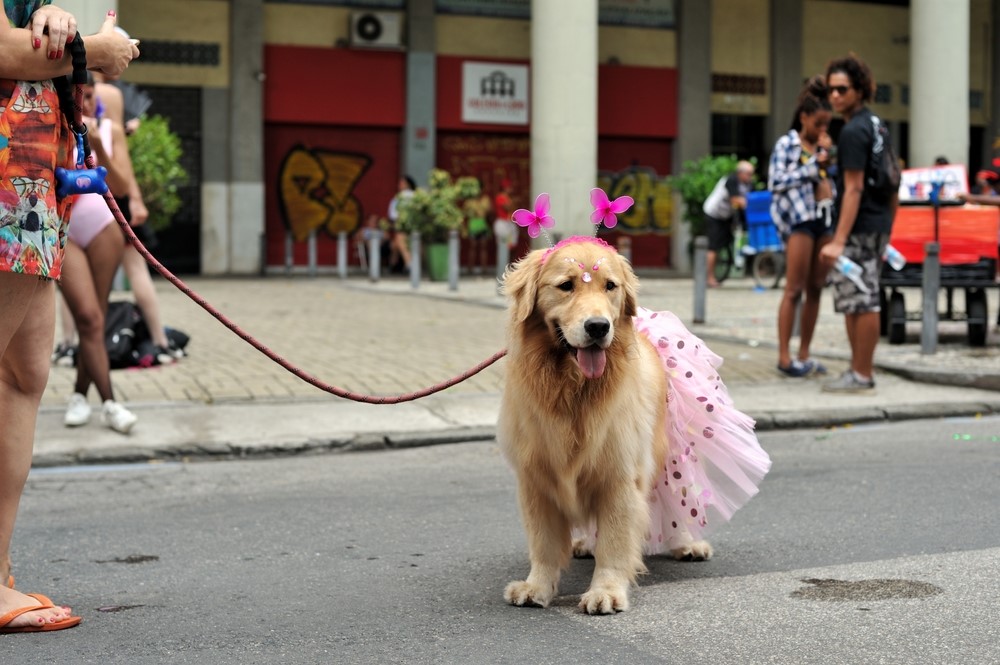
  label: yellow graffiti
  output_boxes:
[278,147,370,241]
[597,168,672,233]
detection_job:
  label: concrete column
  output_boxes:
[228,0,265,273]
[530,0,597,241]
[672,0,712,272]
[201,87,231,275]
[910,0,970,168]
[767,0,803,146]
[404,0,436,185]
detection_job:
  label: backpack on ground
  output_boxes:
[866,114,901,198]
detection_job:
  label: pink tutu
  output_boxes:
[635,307,771,554]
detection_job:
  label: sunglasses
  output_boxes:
[828,85,852,96]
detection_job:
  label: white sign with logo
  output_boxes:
[461,62,529,125]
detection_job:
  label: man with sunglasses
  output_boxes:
[819,54,897,393]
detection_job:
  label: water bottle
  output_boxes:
[883,244,906,271]
[835,255,870,294]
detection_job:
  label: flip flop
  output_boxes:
[5,575,12,588]
[0,593,82,633]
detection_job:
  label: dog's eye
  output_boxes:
[557,280,574,292]
[606,280,617,291]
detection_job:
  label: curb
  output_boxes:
[31,403,1000,468]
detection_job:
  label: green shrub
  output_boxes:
[126,115,188,232]
[397,168,481,243]
[668,154,757,239]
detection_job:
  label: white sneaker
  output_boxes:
[101,400,138,434]
[64,393,92,427]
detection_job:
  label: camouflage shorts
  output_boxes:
[829,232,890,314]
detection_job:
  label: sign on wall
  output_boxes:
[461,62,529,126]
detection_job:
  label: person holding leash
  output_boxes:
[0,3,137,633]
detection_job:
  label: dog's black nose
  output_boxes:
[584,317,611,341]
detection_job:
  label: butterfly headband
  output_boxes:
[511,188,633,260]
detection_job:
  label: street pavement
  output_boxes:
[34,268,1000,466]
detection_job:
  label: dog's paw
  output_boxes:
[571,537,594,559]
[670,540,713,561]
[579,585,629,615]
[504,580,555,608]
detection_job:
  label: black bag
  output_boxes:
[104,301,147,369]
[866,114,901,198]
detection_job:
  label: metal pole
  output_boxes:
[448,229,460,291]
[693,235,708,323]
[285,231,293,275]
[921,241,940,355]
[337,232,347,279]
[495,235,510,286]
[368,229,381,282]
[307,229,317,277]
[409,231,421,289]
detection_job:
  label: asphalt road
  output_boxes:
[7,416,1000,664]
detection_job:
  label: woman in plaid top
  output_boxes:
[768,76,834,378]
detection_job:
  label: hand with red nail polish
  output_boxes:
[25,4,78,57]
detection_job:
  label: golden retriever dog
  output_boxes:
[498,237,713,615]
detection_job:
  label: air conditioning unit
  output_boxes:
[349,12,403,49]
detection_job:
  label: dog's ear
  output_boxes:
[502,250,544,323]
[617,253,639,318]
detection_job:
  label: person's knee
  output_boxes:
[73,308,105,337]
[0,354,49,397]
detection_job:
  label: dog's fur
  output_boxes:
[498,239,711,615]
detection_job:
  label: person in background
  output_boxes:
[386,175,415,272]
[464,190,492,275]
[59,73,138,434]
[819,53,897,393]
[0,3,137,633]
[768,76,835,378]
[702,161,754,287]
[492,178,517,254]
[957,168,1000,282]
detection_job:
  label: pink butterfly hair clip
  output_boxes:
[512,193,555,241]
[590,188,634,230]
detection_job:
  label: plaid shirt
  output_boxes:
[768,130,830,234]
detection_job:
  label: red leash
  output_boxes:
[64,67,506,405]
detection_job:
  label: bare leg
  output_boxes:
[706,250,720,287]
[798,234,833,361]
[60,226,124,402]
[0,275,75,628]
[122,244,169,347]
[850,311,880,378]
[55,290,76,347]
[778,233,813,367]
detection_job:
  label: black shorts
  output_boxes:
[704,215,733,251]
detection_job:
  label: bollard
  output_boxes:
[285,231,293,274]
[337,232,347,279]
[495,236,510,287]
[410,231,422,288]
[921,241,940,354]
[693,235,708,323]
[368,229,382,282]
[307,229,317,277]
[448,229,460,291]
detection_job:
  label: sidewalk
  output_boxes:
[33,271,1000,466]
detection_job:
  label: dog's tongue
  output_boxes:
[576,346,607,379]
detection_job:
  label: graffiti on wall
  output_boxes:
[597,166,673,234]
[277,145,371,241]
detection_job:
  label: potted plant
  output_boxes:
[397,168,481,280]
[126,115,188,231]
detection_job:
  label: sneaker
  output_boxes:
[101,400,138,434]
[154,345,176,366]
[64,392,92,427]
[822,370,875,393]
[52,343,77,368]
[777,359,815,378]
